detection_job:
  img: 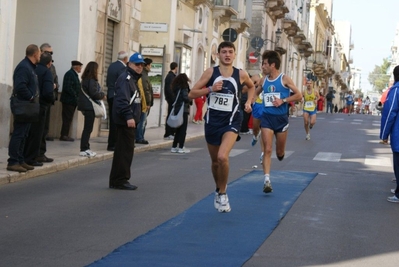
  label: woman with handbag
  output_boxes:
[78,61,106,157]
[170,73,192,153]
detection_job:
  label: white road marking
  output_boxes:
[313,152,341,162]
[364,155,392,167]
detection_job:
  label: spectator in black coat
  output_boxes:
[78,61,106,158]
[7,44,41,172]
[163,62,178,139]
[24,52,54,166]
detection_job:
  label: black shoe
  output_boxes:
[36,156,54,163]
[26,161,43,167]
[109,182,138,190]
[107,147,115,151]
[45,136,54,141]
[136,139,149,144]
[60,136,74,141]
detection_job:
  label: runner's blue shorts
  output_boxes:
[205,121,241,146]
[303,109,317,116]
[260,114,289,133]
[252,102,263,119]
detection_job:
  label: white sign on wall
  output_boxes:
[140,22,168,32]
[141,47,164,56]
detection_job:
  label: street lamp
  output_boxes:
[250,28,283,50]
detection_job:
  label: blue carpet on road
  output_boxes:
[88,170,317,267]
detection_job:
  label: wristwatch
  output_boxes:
[282,98,287,103]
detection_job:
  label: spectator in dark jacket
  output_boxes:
[163,62,178,139]
[60,60,83,141]
[106,51,128,151]
[109,52,144,190]
[78,61,106,158]
[170,73,192,153]
[7,44,41,172]
[24,52,54,166]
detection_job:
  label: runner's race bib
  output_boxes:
[208,92,234,112]
[305,101,314,108]
[263,92,280,107]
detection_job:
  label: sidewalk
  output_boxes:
[0,122,205,186]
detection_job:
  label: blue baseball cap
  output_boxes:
[129,52,145,64]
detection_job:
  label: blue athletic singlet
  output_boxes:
[262,73,290,115]
[205,66,242,127]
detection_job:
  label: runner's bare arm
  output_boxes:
[188,68,214,99]
[283,75,302,102]
[240,70,255,110]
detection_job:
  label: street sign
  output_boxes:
[249,52,258,64]
[250,36,264,49]
[222,28,238,42]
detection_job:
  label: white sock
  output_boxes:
[264,174,270,183]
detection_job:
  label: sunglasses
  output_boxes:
[44,51,53,55]
[134,63,144,67]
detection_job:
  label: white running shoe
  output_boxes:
[218,194,231,212]
[171,147,178,153]
[260,152,264,164]
[263,180,273,193]
[306,134,310,140]
[391,188,396,194]
[79,149,96,158]
[214,192,220,209]
[178,147,190,153]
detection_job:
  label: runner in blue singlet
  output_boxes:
[188,42,255,213]
[255,51,302,194]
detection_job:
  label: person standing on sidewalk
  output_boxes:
[7,44,41,172]
[189,41,255,213]
[60,60,83,141]
[78,61,106,158]
[257,50,302,193]
[325,90,334,114]
[163,62,178,139]
[170,73,192,153]
[23,52,54,167]
[302,80,319,141]
[109,52,144,190]
[380,66,399,203]
[106,51,128,151]
[135,58,153,144]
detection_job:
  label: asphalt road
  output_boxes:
[1,113,398,267]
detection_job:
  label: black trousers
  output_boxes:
[39,104,51,157]
[164,102,175,137]
[107,97,116,149]
[109,125,135,186]
[60,103,76,137]
[172,112,188,149]
[80,110,95,151]
[24,105,48,163]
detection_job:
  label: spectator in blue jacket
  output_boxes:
[380,65,399,203]
[7,44,41,172]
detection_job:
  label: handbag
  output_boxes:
[167,90,184,128]
[81,84,106,119]
[10,96,40,122]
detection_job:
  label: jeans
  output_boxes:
[135,111,148,141]
[394,152,399,198]
[8,121,31,165]
[80,110,95,151]
[326,101,333,113]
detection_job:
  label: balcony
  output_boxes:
[193,0,210,6]
[212,1,238,23]
[293,31,306,45]
[230,18,251,34]
[297,41,312,52]
[266,0,289,21]
[282,18,299,37]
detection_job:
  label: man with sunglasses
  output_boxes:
[109,52,144,190]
